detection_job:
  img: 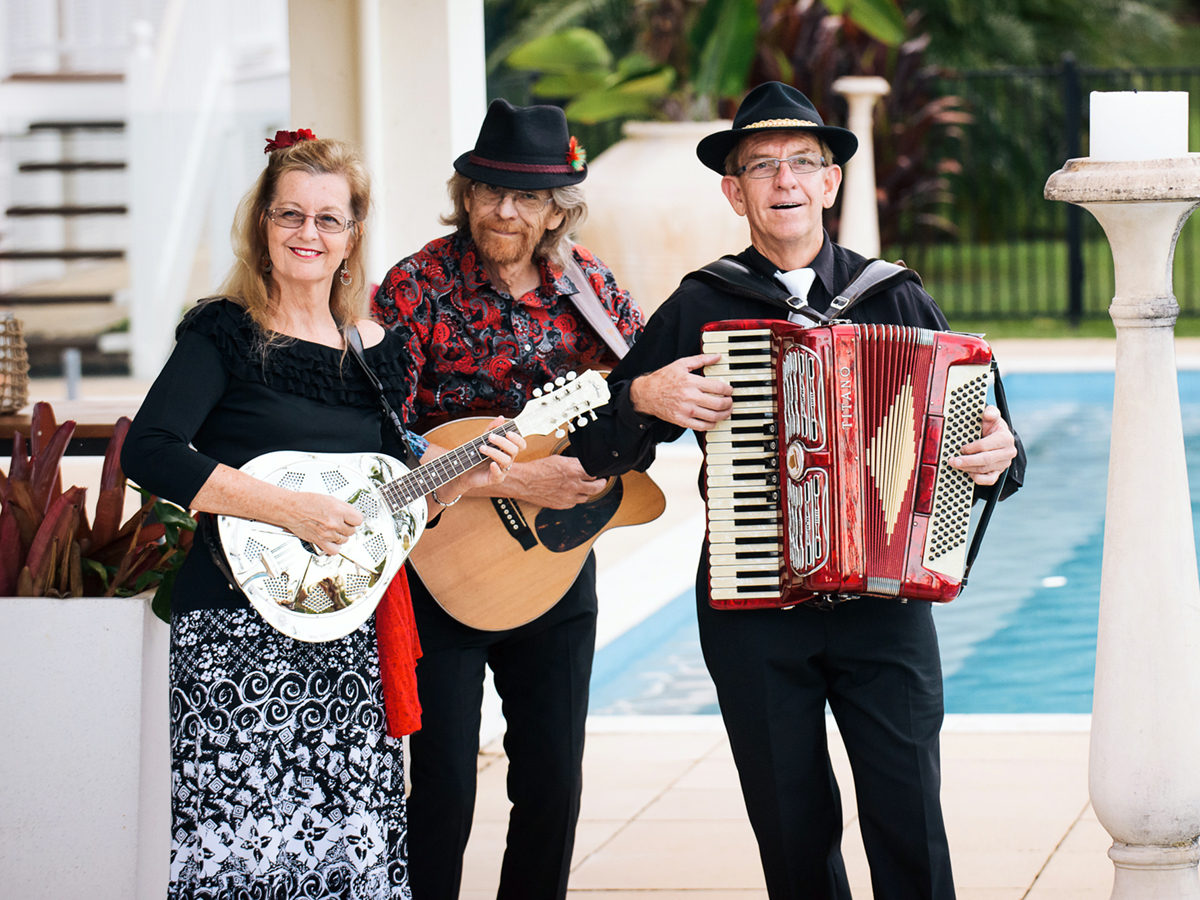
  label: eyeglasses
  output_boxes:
[470,182,553,214]
[266,208,356,233]
[735,154,827,179]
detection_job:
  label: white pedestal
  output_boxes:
[1045,155,1200,899]
[833,76,890,258]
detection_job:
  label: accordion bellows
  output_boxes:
[702,320,993,609]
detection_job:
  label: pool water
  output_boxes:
[589,370,1200,716]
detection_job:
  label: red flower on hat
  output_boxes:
[264,128,317,154]
[566,136,587,171]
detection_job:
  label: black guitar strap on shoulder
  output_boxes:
[346,325,421,469]
[686,255,922,325]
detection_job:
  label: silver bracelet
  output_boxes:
[432,488,461,508]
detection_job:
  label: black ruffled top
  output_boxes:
[122,299,424,615]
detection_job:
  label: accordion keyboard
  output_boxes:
[702,328,783,602]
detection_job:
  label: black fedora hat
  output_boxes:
[454,98,587,190]
[696,82,858,174]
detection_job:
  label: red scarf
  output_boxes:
[375,567,422,736]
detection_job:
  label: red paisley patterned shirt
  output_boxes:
[372,231,644,423]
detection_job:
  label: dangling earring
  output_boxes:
[339,261,352,286]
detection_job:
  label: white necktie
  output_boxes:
[774,268,815,324]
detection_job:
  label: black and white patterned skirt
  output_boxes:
[168,609,410,900]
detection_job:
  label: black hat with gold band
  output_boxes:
[696,82,858,174]
[454,98,588,190]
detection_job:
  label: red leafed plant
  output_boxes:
[0,402,194,605]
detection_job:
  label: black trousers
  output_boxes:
[406,555,597,900]
[696,558,954,900]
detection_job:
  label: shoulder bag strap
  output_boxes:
[562,253,631,359]
[345,325,421,468]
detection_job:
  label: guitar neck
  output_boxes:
[379,421,520,511]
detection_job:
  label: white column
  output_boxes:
[288,0,486,284]
[832,75,889,258]
[372,0,485,276]
[1045,107,1200,895]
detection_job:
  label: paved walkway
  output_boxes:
[461,717,1108,899]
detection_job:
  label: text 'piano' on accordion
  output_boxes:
[701,319,994,610]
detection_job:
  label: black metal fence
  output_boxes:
[884,58,1200,322]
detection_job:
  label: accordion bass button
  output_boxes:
[785,441,804,481]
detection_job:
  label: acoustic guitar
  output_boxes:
[408,419,666,631]
[216,371,610,642]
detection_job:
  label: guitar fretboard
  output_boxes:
[379,422,521,511]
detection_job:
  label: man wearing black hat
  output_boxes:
[571,82,1024,899]
[372,99,643,899]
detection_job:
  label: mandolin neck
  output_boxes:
[379,420,520,511]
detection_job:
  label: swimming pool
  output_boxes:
[589,370,1200,716]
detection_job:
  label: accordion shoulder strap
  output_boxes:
[686,255,805,312]
[830,259,923,317]
[686,254,921,324]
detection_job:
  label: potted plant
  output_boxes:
[0,401,193,899]
[0,402,194,605]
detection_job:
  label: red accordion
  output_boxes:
[702,320,994,609]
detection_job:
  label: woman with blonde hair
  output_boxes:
[123,130,522,899]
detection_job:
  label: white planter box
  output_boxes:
[0,594,169,900]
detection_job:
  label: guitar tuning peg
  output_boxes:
[588,410,598,421]
[566,371,577,381]
[554,427,566,438]
[565,421,575,432]
[543,382,554,393]
[576,416,588,428]
[554,376,566,387]
[532,387,543,398]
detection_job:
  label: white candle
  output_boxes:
[1090,91,1189,161]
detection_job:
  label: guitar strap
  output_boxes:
[562,253,631,359]
[346,325,422,468]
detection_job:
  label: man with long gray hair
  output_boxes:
[372,99,644,899]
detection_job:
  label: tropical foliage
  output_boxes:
[500,0,907,124]
[0,403,194,606]
[908,0,1181,69]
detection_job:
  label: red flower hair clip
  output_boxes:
[566,135,587,171]
[264,128,317,154]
